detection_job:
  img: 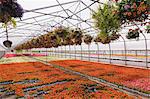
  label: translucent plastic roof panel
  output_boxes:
[0,0,149,50]
[0,0,102,50]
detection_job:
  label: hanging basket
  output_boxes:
[0,0,24,23]
[118,0,149,23]
[100,37,111,44]
[70,29,83,39]
[0,4,9,23]
[84,35,93,45]
[74,38,82,45]
[65,37,74,45]
[3,40,12,48]
[10,2,24,18]
[96,32,111,44]
[54,28,65,38]
[94,36,102,43]
[110,33,120,41]
[126,29,140,39]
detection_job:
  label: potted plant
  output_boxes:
[0,0,24,24]
[126,29,140,39]
[84,35,93,45]
[110,33,120,41]
[54,26,69,38]
[70,28,83,45]
[99,32,111,44]
[116,0,149,23]
[92,4,121,44]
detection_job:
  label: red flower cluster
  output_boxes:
[51,60,150,93]
[4,53,46,58]
[0,62,135,98]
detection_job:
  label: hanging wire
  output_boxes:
[6,26,8,40]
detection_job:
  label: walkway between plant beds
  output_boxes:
[26,56,150,98]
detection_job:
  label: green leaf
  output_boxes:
[1,18,17,28]
[10,18,17,28]
[2,23,7,28]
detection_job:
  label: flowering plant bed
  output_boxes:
[51,60,150,94]
[4,53,46,58]
[0,62,136,98]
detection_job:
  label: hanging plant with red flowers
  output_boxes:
[126,28,140,39]
[116,0,149,24]
[70,28,83,45]
[84,35,93,45]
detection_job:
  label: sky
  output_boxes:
[0,0,149,51]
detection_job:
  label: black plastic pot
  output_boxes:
[3,40,12,48]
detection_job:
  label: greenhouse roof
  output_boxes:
[0,0,102,50]
[0,0,149,50]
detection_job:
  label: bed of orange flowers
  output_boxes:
[0,62,136,98]
[51,60,150,94]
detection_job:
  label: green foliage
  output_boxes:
[11,18,17,27]
[146,25,150,33]
[146,25,150,29]
[2,17,17,28]
[92,4,121,35]
[16,50,22,53]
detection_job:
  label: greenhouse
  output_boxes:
[0,0,150,98]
